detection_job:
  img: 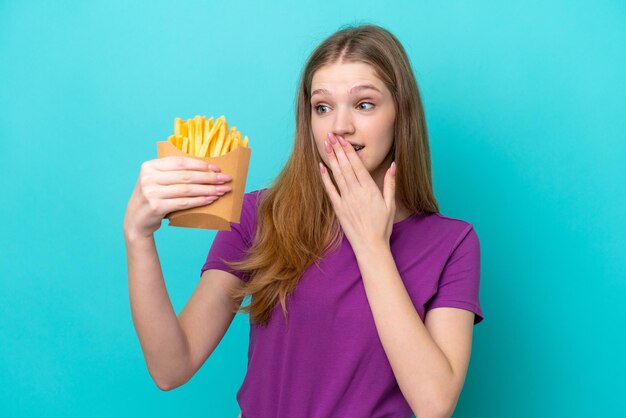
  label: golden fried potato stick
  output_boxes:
[172,134,180,150]
[180,120,188,140]
[194,115,203,156]
[207,117,224,157]
[199,118,215,157]
[212,122,227,157]
[222,132,234,155]
[167,115,248,156]
[223,128,234,154]
[174,118,182,136]
[187,119,195,155]
[200,117,214,157]
[234,131,242,152]
[227,131,237,152]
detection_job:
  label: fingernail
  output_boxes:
[328,133,337,144]
[324,139,332,154]
[217,174,232,181]
[337,135,348,147]
[215,185,232,193]
[208,164,221,172]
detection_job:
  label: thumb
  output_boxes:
[383,161,396,209]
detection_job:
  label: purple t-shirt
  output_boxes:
[201,188,484,418]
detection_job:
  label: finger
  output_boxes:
[328,133,359,189]
[324,137,349,194]
[152,170,232,186]
[159,195,220,215]
[208,164,221,172]
[154,184,232,199]
[151,156,211,172]
[383,162,397,209]
[335,134,376,188]
[319,162,342,208]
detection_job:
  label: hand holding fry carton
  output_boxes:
[157,115,251,230]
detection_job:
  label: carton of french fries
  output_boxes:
[157,115,251,230]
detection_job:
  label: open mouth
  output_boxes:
[352,145,365,152]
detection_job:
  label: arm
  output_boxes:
[126,233,244,390]
[317,134,478,416]
[124,156,235,390]
[125,233,192,390]
[355,243,474,418]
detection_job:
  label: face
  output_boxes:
[310,61,396,186]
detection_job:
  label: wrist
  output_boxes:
[123,225,155,244]
[353,239,390,261]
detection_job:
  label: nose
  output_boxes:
[331,105,354,138]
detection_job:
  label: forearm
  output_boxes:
[355,242,455,418]
[125,232,191,390]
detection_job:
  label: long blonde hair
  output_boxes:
[225,23,439,327]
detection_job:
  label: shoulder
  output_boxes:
[411,212,479,262]
[392,211,479,267]
[241,188,268,212]
[235,188,268,239]
[405,211,478,246]
[431,212,474,230]
[428,214,480,269]
[431,213,478,242]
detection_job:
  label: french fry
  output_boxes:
[182,136,189,154]
[199,119,213,158]
[207,117,223,157]
[222,133,234,155]
[235,131,242,151]
[228,131,238,152]
[194,115,203,156]
[200,117,214,157]
[187,119,195,155]
[180,121,188,139]
[166,115,249,157]
[212,122,227,157]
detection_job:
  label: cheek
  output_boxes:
[367,116,395,147]
[312,133,328,162]
[311,124,328,155]
[315,140,325,159]
[363,123,393,149]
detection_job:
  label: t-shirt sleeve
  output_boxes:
[425,224,484,324]
[199,191,259,282]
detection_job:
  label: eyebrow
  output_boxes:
[311,84,382,98]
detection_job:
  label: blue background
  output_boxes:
[1,1,624,416]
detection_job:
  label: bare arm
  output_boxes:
[125,233,191,390]
[125,233,244,390]
[124,156,237,390]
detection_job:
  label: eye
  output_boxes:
[314,104,330,114]
[357,102,375,110]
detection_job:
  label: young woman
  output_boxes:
[124,24,484,418]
